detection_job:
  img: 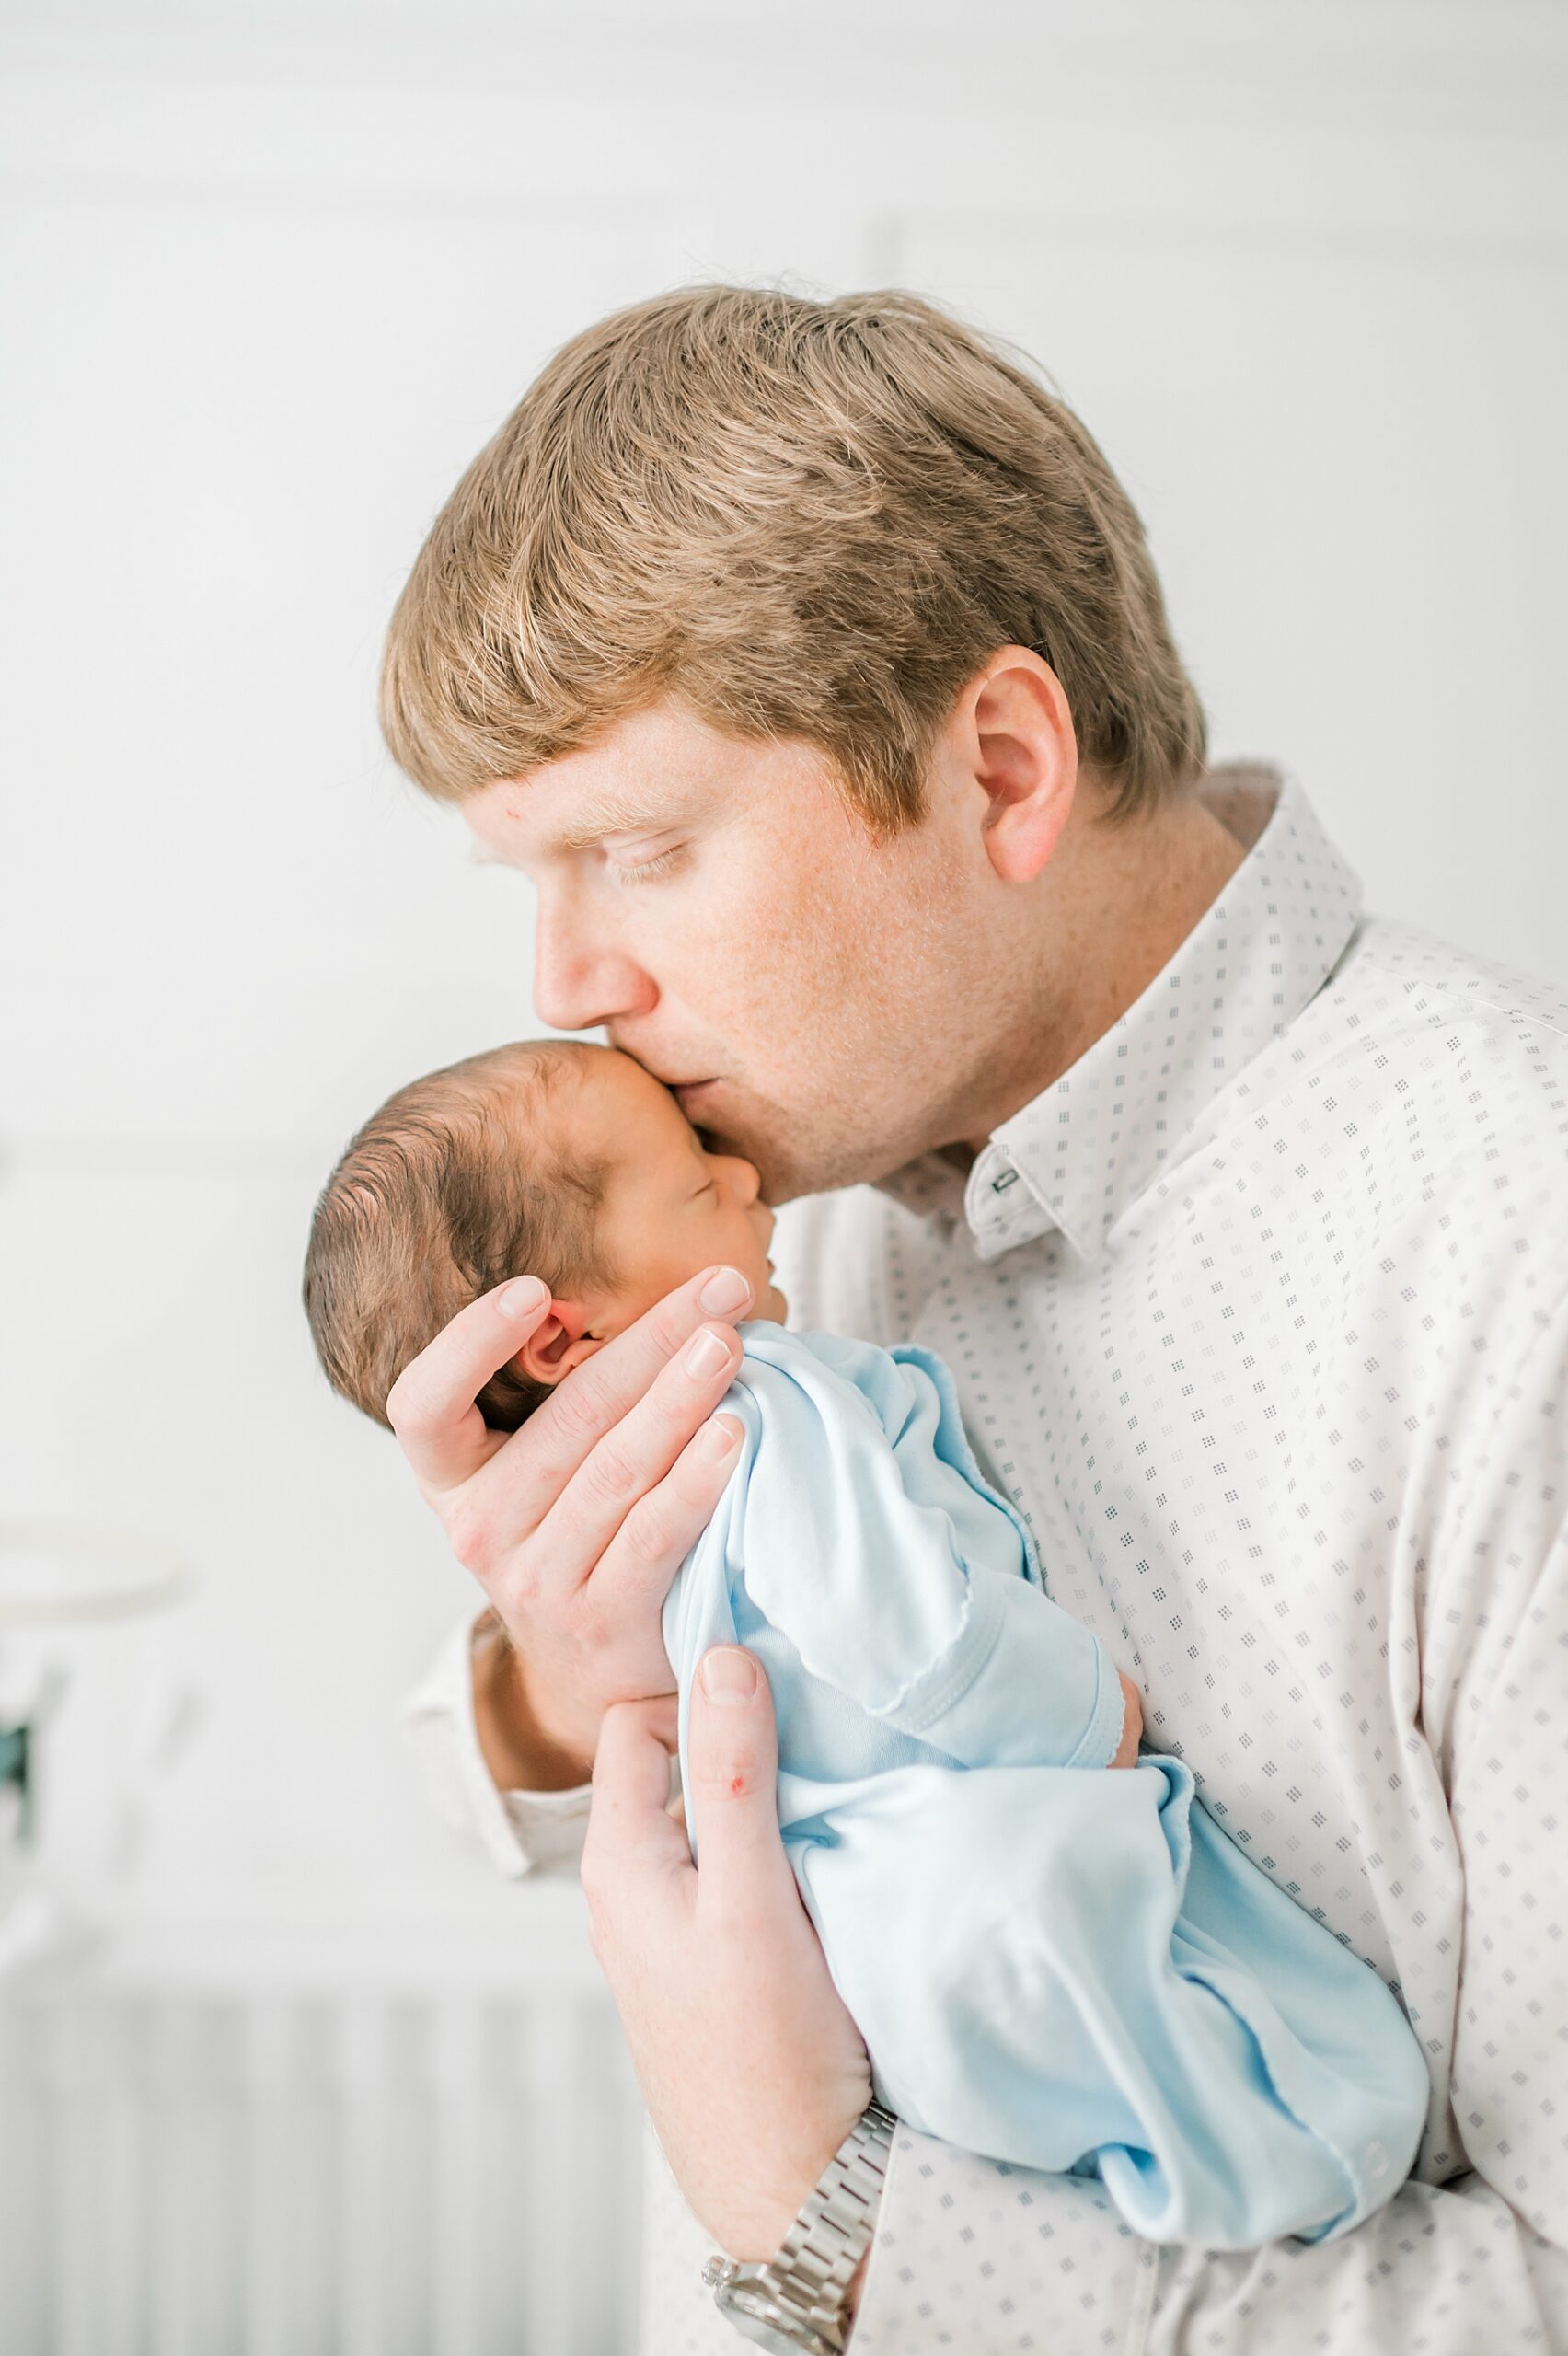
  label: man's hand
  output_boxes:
[583,1647,873,2264]
[1112,1671,1143,1768]
[386,1265,755,1784]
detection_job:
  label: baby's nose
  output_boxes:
[724,1156,761,1204]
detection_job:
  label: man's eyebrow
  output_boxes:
[553,796,685,852]
[471,793,686,865]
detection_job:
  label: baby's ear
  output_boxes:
[510,1299,603,1387]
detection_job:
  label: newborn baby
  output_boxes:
[305,1038,1428,2248]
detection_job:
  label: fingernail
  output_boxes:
[685,1326,732,1380]
[699,1647,757,1702]
[497,1276,548,1318]
[699,1413,744,1461]
[699,1266,752,1316]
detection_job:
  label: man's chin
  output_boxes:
[747,1141,900,1208]
[689,1092,911,1206]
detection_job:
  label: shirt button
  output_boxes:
[1366,2141,1389,2178]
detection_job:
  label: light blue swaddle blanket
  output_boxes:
[662,1323,1429,2249]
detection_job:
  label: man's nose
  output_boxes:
[532,905,655,1034]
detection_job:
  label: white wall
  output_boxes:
[3,0,1565,1940]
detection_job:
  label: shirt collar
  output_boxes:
[874,764,1363,1264]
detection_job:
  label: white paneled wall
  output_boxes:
[0,1921,642,2356]
[2,0,1565,2336]
[899,203,1568,965]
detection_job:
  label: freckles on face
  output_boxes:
[657,787,968,1196]
[668,723,893,1043]
[463,705,986,1200]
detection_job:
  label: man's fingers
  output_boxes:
[1112,1671,1144,1769]
[594,1411,747,1611]
[685,1649,798,1908]
[530,1264,752,1492]
[520,1267,752,1573]
[386,1276,553,1493]
[392,1259,748,1572]
[583,1694,690,1914]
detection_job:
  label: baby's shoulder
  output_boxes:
[736,1321,959,1438]
[735,1321,886,1413]
[737,1319,922,1390]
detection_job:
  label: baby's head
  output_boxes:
[304,1039,785,1432]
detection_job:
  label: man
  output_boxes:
[386,285,1568,2350]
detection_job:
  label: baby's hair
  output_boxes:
[303,1039,617,1434]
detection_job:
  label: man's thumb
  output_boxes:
[686,1646,789,1884]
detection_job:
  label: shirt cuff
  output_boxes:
[851,2125,1157,2356]
[398,1607,593,1879]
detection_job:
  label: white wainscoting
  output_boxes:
[0,1919,644,2356]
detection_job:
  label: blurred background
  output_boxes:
[2,2,1565,2349]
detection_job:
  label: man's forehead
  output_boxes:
[463,703,744,858]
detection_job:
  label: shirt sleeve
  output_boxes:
[397,1607,593,1878]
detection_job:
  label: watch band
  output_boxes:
[703,2099,896,2354]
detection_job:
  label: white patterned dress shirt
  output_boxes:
[401,763,1568,2353]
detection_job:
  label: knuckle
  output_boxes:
[653,1343,713,1410]
[550,1368,611,1445]
[385,1369,432,1440]
[584,1444,639,1508]
[616,1494,674,1575]
[636,1281,699,1353]
[444,1496,495,1578]
[491,1555,543,1621]
[670,1444,727,1513]
[574,1601,612,1662]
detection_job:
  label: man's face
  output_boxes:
[462,700,1013,1204]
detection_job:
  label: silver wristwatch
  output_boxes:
[702,2100,896,2355]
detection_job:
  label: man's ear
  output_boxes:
[963,650,1078,884]
[510,1299,605,1388]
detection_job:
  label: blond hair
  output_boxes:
[381,284,1205,829]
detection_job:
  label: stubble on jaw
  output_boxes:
[690,801,1020,1206]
